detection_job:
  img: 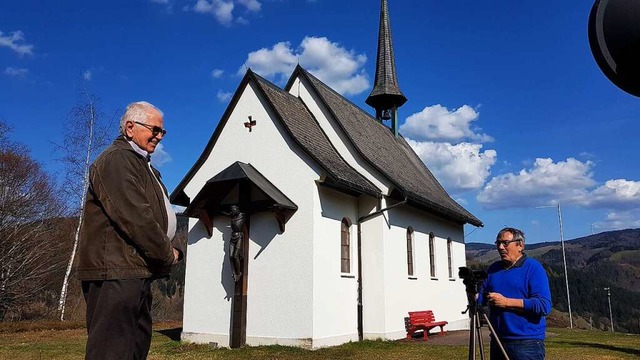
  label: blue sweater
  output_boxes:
[477,255,552,341]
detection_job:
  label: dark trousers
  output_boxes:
[491,338,546,360]
[82,278,153,360]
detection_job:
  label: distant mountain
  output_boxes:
[466,228,640,333]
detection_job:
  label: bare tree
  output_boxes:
[54,84,114,320]
[0,122,11,149]
[0,122,64,320]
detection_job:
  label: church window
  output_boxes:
[407,227,414,276]
[447,237,453,279]
[341,218,351,273]
[429,232,436,278]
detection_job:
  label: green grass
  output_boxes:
[0,322,638,359]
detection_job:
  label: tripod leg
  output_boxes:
[476,315,485,360]
[482,313,510,360]
[468,314,476,360]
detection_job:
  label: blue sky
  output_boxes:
[2,0,640,245]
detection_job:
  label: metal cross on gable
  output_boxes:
[244,116,257,132]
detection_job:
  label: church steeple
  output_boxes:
[365,0,407,137]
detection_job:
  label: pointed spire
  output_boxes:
[366,0,407,134]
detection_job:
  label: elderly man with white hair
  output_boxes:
[77,101,183,359]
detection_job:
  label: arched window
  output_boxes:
[341,218,352,273]
[447,237,453,279]
[429,232,436,277]
[407,227,414,276]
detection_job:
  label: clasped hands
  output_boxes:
[487,292,509,308]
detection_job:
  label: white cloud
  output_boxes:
[0,30,34,56]
[240,41,297,81]
[4,67,28,78]
[211,69,224,78]
[407,140,497,193]
[151,143,172,167]
[192,0,235,25]
[217,90,233,102]
[593,210,640,231]
[300,37,369,96]
[478,157,640,213]
[240,36,369,95]
[579,179,640,209]
[83,70,92,81]
[189,0,261,25]
[237,0,261,12]
[400,104,493,143]
[477,158,596,209]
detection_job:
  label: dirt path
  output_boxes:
[399,329,491,346]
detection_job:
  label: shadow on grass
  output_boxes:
[157,327,182,341]
[556,341,640,356]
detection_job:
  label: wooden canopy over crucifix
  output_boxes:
[183,161,297,348]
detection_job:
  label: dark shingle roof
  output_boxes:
[171,67,481,227]
[289,66,482,227]
[250,71,381,197]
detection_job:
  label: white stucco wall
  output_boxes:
[311,186,360,347]
[360,212,389,339]
[182,217,231,345]
[181,82,322,347]
[380,204,470,338]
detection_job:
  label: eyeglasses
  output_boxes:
[495,239,520,247]
[134,121,167,137]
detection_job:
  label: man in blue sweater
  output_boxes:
[478,227,552,360]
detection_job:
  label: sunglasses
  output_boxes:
[134,121,167,136]
[494,239,520,247]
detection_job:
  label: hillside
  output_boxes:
[466,228,640,333]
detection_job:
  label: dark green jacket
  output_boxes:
[77,136,182,280]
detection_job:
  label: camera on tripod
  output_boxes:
[458,266,487,294]
[458,266,509,359]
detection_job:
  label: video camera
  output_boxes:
[458,266,487,294]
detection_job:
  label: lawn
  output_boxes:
[0,322,638,359]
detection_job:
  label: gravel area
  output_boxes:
[398,329,491,346]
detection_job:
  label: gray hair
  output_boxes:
[119,101,164,136]
[496,227,525,244]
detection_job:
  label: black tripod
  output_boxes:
[459,267,509,360]
[463,295,509,360]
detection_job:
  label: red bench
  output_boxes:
[405,310,448,339]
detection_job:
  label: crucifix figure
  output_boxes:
[244,116,257,132]
[226,204,245,282]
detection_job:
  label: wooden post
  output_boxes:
[230,220,249,348]
[230,181,251,348]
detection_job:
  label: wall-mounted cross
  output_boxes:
[244,116,257,132]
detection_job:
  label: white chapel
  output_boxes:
[170,0,482,349]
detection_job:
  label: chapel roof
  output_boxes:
[250,71,381,198]
[288,66,482,227]
[170,67,481,227]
